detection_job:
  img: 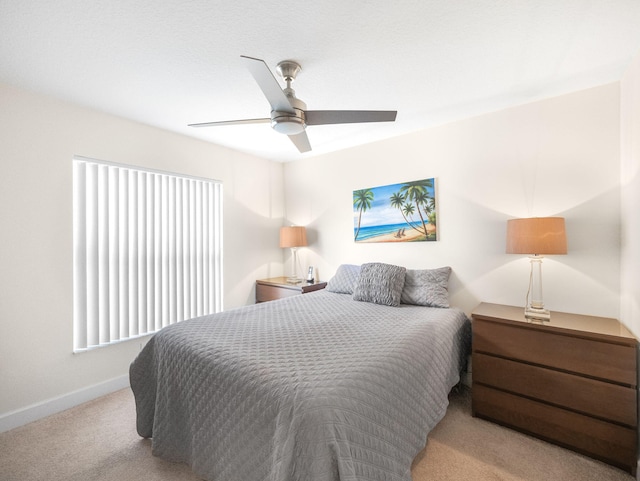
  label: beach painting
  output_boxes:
[353,178,437,243]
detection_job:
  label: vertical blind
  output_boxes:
[73,157,223,352]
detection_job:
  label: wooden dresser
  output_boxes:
[255,277,327,303]
[471,302,638,474]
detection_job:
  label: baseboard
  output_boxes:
[0,374,130,433]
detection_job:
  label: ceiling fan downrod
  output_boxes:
[271,60,306,135]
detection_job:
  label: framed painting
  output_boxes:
[353,178,437,243]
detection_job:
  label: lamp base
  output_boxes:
[286,276,303,284]
[525,306,550,322]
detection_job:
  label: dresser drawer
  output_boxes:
[473,353,637,427]
[473,384,637,472]
[473,319,636,386]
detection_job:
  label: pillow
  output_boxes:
[325,264,361,294]
[353,262,406,307]
[401,266,452,308]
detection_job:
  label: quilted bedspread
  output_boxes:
[130,290,470,481]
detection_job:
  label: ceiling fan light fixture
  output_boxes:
[270,93,307,135]
[271,117,306,135]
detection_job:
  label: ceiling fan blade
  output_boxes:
[188,118,270,128]
[305,110,397,125]
[241,55,294,114]
[288,131,312,153]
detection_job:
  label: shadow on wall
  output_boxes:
[552,185,622,317]
[224,201,283,308]
[454,185,622,318]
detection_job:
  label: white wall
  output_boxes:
[0,83,284,425]
[621,49,640,338]
[285,83,621,319]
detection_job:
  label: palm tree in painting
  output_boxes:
[353,189,374,241]
[389,192,405,210]
[399,179,434,236]
[421,196,436,221]
[401,203,426,235]
[391,191,420,234]
[390,192,411,224]
[428,211,437,227]
[401,202,415,222]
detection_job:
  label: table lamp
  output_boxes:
[506,217,567,321]
[280,226,308,283]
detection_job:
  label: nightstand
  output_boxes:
[471,302,638,474]
[255,277,327,303]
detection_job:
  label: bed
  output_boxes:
[130,263,471,481]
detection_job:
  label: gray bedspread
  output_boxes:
[130,290,470,481]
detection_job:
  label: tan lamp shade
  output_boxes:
[279,226,308,248]
[506,217,567,255]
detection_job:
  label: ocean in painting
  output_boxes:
[354,222,425,241]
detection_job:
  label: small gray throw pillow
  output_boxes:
[325,264,361,294]
[353,262,406,307]
[401,266,452,308]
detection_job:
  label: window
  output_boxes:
[72,157,223,352]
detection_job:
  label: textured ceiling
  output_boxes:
[2,1,640,162]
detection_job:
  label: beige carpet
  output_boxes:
[0,386,633,481]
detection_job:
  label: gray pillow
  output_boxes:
[353,262,406,307]
[401,266,452,308]
[325,264,361,294]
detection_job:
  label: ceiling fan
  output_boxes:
[188,55,397,153]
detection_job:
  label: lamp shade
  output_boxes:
[506,217,567,255]
[279,226,308,248]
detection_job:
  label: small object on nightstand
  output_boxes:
[306,266,315,283]
[256,277,327,303]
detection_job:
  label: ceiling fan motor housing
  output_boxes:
[271,95,307,135]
